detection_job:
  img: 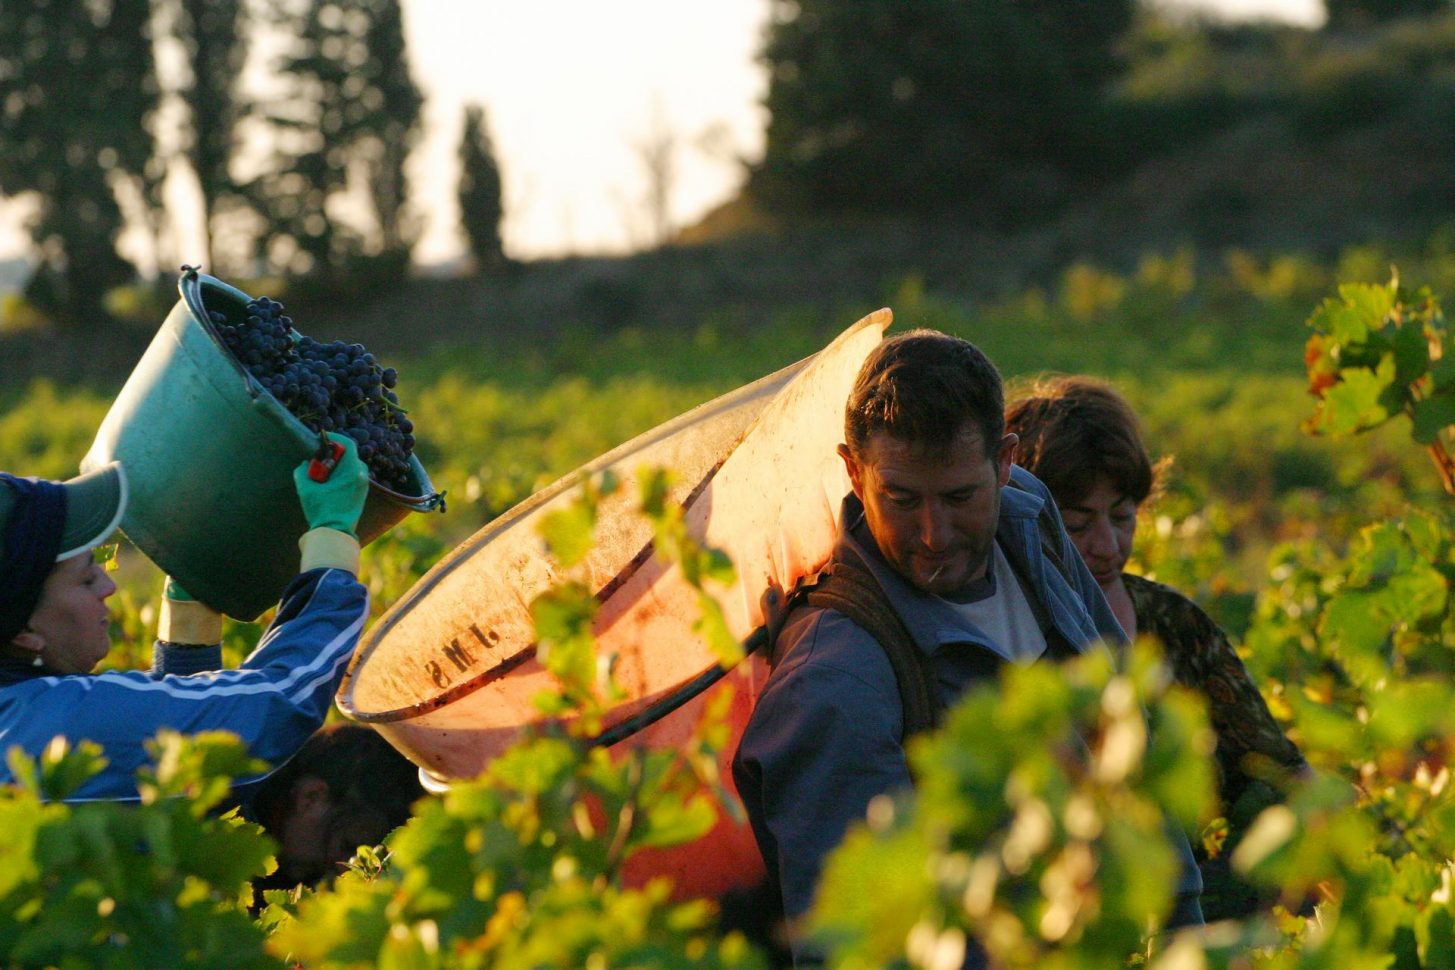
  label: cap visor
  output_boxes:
[56,461,128,560]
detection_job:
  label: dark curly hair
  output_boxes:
[1004,375,1165,507]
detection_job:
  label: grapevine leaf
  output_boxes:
[530,584,599,698]
[637,466,675,519]
[1365,681,1455,752]
[1425,907,1455,965]
[30,738,108,802]
[1430,352,1455,394]
[1319,355,1396,435]
[0,800,44,897]
[809,823,936,967]
[1334,282,1395,341]
[694,593,744,667]
[703,546,737,586]
[1308,295,1362,343]
[1390,317,1431,387]
[632,791,717,850]
[1320,552,1447,672]
[1345,520,1414,586]
[539,501,595,568]
[1410,392,1455,445]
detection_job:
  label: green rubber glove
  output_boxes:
[163,577,195,601]
[292,432,369,538]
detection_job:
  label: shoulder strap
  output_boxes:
[796,560,942,738]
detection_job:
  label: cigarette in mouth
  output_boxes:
[927,564,944,583]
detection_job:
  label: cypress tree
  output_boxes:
[457,104,507,273]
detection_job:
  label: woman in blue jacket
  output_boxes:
[0,434,372,801]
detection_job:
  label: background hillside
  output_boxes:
[5,4,1455,388]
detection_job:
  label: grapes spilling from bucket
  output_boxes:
[208,297,416,493]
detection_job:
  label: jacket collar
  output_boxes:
[833,486,1047,659]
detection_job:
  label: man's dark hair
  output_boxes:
[1004,375,1160,507]
[253,723,424,846]
[844,329,1005,460]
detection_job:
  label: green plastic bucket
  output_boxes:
[81,267,444,620]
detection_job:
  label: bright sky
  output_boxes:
[0,0,1323,269]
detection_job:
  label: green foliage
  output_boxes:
[0,732,280,969]
[638,468,742,667]
[1303,273,1455,493]
[809,644,1215,968]
[263,732,759,969]
[16,252,1455,964]
[1202,272,1455,965]
[261,470,761,968]
[1326,0,1447,30]
[0,381,112,478]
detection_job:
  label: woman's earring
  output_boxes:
[22,628,42,667]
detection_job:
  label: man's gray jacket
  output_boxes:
[732,464,1203,932]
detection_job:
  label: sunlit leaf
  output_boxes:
[1319,354,1397,435]
[539,500,596,568]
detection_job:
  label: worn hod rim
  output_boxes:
[335,309,890,751]
[335,352,818,725]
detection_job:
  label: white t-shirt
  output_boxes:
[940,540,1047,665]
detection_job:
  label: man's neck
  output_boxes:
[938,552,997,605]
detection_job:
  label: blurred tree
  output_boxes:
[361,0,422,261]
[253,0,422,284]
[457,103,508,272]
[1325,0,1447,28]
[749,0,1134,225]
[0,0,162,329]
[163,0,249,274]
[631,99,679,248]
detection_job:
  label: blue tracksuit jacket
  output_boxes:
[0,567,368,801]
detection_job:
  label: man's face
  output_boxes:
[840,425,1016,598]
[275,777,391,887]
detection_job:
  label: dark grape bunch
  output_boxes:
[208,296,417,493]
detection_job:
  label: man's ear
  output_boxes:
[290,776,333,821]
[837,443,865,501]
[995,433,1018,488]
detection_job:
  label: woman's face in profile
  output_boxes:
[1057,476,1137,588]
[21,553,117,672]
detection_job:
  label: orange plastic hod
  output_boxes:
[337,309,892,899]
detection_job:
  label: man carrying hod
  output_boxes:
[733,329,1202,965]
